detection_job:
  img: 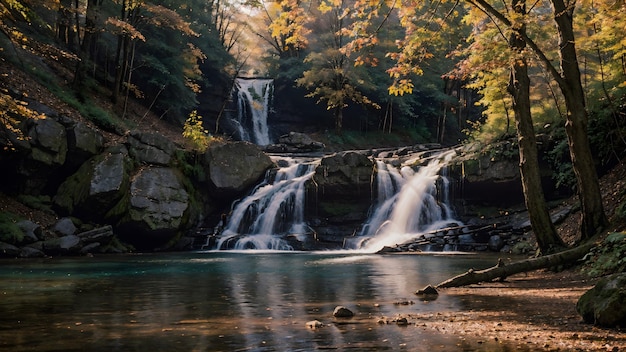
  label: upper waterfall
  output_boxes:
[234,78,273,146]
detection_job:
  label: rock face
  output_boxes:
[577,273,626,327]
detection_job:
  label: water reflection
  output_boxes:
[0,252,513,351]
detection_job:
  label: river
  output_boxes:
[0,251,532,351]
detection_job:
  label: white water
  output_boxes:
[355,150,460,252]
[216,156,320,250]
[234,78,273,145]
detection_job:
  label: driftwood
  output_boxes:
[435,241,597,289]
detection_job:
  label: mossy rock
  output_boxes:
[577,273,626,327]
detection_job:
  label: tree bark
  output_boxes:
[508,0,563,253]
[435,241,596,288]
[550,0,608,239]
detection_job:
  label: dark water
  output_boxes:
[0,251,518,351]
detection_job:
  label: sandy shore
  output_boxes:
[402,269,625,351]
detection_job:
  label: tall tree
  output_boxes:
[507,0,563,252]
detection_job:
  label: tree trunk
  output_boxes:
[550,0,608,239]
[435,241,595,288]
[335,107,343,134]
[508,0,563,253]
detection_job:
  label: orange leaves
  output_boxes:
[106,17,146,41]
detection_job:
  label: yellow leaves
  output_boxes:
[182,110,210,153]
[0,89,45,149]
[388,79,414,96]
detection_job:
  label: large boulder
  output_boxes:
[117,166,191,247]
[203,141,274,198]
[313,151,373,198]
[577,273,626,327]
[53,145,132,221]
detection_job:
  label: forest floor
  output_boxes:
[2,32,626,351]
[407,269,626,351]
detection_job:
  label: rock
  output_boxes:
[80,242,102,254]
[119,166,190,246]
[0,242,20,257]
[305,320,324,329]
[416,285,439,296]
[42,235,81,255]
[127,130,176,166]
[65,121,105,169]
[395,317,409,326]
[333,305,354,318]
[17,220,42,243]
[203,141,274,198]
[54,146,132,220]
[577,273,626,327]
[53,217,77,236]
[19,246,45,258]
[77,225,114,245]
[313,151,373,207]
[27,116,67,166]
[265,132,325,153]
[488,235,504,251]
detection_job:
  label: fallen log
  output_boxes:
[435,241,597,288]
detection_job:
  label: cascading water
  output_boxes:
[354,150,460,252]
[216,156,320,250]
[234,78,273,146]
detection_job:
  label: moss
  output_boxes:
[583,232,626,277]
[16,194,54,214]
[0,212,24,244]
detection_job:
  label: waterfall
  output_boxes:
[234,78,273,146]
[355,150,460,252]
[216,156,320,250]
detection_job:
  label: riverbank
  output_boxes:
[397,268,625,351]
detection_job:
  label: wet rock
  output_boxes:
[314,151,373,197]
[333,306,354,318]
[577,273,626,327]
[416,285,439,296]
[306,320,324,329]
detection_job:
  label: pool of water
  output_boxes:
[0,251,518,351]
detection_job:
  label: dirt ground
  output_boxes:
[405,269,625,351]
